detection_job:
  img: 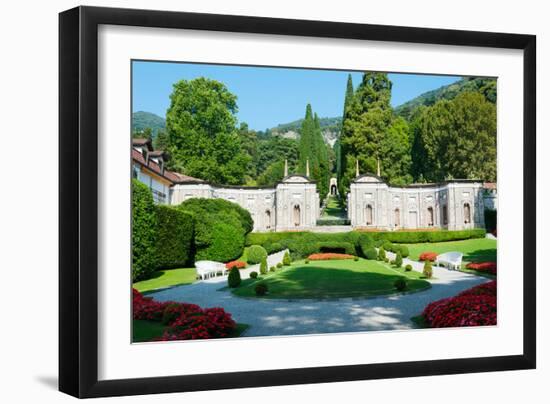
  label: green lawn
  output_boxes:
[320,195,347,220]
[232,258,430,299]
[406,238,497,265]
[133,268,197,293]
[132,320,249,342]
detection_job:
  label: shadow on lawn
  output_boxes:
[463,248,497,263]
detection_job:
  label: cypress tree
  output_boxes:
[338,75,354,195]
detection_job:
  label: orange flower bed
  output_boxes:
[419,252,438,262]
[307,253,355,261]
[225,260,246,269]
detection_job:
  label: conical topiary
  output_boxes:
[227,266,241,288]
[283,251,291,266]
[423,260,433,279]
[260,257,268,275]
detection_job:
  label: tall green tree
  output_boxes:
[298,105,330,198]
[165,77,250,185]
[340,73,393,192]
[337,74,354,195]
[380,117,412,185]
[411,91,496,182]
[153,128,169,150]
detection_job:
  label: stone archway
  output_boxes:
[464,203,471,224]
[365,204,373,226]
[330,184,337,195]
[293,205,301,227]
[265,210,271,230]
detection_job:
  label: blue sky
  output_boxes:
[132,60,461,131]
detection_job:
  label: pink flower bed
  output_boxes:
[133,289,236,341]
[421,281,497,328]
[466,261,497,275]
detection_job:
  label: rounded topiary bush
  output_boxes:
[364,247,378,260]
[249,271,258,279]
[399,245,410,258]
[259,257,268,275]
[269,266,276,272]
[423,260,433,279]
[353,256,359,261]
[255,282,268,296]
[394,278,407,292]
[276,262,283,268]
[247,245,268,265]
[405,264,413,272]
[305,259,310,264]
[227,266,242,288]
[132,179,158,282]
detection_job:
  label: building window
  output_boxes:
[394,208,400,227]
[442,205,448,225]
[365,204,373,225]
[464,203,471,224]
[427,207,434,226]
[265,210,271,230]
[293,205,301,226]
[132,165,139,179]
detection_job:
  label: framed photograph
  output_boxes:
[59,6,536,398]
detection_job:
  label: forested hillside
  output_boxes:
[394,77,497,120]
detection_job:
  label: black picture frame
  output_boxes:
[59,5,536,398]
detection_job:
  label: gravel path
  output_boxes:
[149,252,490,337]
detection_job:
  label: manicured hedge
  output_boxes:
[154,205,194,269]
[373,229,486,243]
[132,180,158,282]
[247,229,485,248]
[178,198,252,263]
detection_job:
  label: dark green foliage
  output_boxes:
[353,256,359,261]
[132,179,158,282]
[165,78,250,184]
[269,266,276,272]
[298,104,330,197]
[259,257,268,275]
[277,262,283,269]
[154,205,194,269]
[247,245,268,264]
[227,266,242,288]
[255,137,299,180]
[484,209,497,232]
[382,240,394,252]
[423,261,433,278]
[255,282,268,296]
[378,247,386,261]
[399,245,410,258]
[178,198,252,262]
[410,92,496,183]
[249,271,258,279]
[317,242,356,255]
[395,252,403,268]
[394,278,407,291]
[405,264,413,272]
[283,251,291,265]
[305,259,310,264]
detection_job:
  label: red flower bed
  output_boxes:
[466,261,497,275]
[225,260,246,269]
[419,252,438,262]
[307,253,355,261]
[422,281,496,328]
[132,289,236,341]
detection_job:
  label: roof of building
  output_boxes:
[352,172,484,188]
[132,148,205,185]
[483,182,497,190]
[132,138,153,150]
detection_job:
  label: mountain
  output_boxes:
[132,111,166,136]
[394,77,497,120]
[269,116,342,146]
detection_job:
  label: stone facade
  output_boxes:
[348,174,485,230]
[170,175,319,232]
